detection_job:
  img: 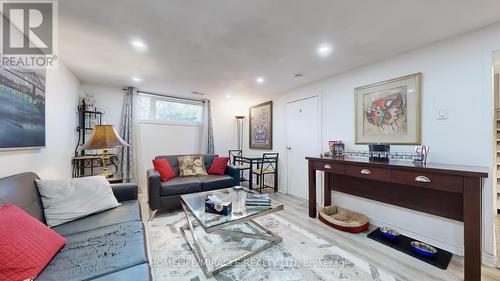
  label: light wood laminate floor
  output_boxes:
[266,192,500,281]
[140,191,500,280]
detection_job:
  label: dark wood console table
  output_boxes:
[306,156,488,281]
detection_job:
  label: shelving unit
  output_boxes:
[497,116,500,211]
[72,100,118,177]
[75,102,102,155]
[496,72,500,212]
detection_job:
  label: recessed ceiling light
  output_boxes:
[317,43,333,57]
[130,39,147,51]
[225,94,232,98]
[131,77,142,82]
[256,77,265,84]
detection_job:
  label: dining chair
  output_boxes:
[228,149,250,182]
[251,153,279,193]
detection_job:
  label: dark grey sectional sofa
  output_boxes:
[0,172,150,281]
[147,154,240,215]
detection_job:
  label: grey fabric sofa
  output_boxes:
[147,154,240,216]
[0,172,150,281]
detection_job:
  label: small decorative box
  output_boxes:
[205,196,232,216]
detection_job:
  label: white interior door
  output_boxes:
[286,96,320,200]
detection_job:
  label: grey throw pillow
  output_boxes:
[35,176,120,227]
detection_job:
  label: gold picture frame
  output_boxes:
[354,73,421,144]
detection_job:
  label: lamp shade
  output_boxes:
[81,125,129,150]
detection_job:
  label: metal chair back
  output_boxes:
[228,149,242,164]
[260,153,279,174]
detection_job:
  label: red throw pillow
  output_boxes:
[152,159,176,181]
[208,157,230,175]
[0,204,66,281]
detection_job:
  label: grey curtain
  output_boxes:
[118,87,135,182]
[207,100,215,154]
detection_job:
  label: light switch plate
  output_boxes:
[437,107,448,120]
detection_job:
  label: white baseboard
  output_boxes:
[483,252,496,267]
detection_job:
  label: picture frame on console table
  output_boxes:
[355,73,421,144]
[249,101,273,149]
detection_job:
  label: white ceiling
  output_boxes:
[59,0,500,98]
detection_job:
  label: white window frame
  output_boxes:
[137,92,204,127]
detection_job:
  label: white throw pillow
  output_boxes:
[35,176,121,227]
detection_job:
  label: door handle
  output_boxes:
[415,176,430,183]
[360,169,371,175]
[286,146,292,150]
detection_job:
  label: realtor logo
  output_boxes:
[1,0,58,68]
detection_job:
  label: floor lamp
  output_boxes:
[235,116,245,150]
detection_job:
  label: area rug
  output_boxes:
[145,212,404,281]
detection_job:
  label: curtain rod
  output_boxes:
[123,88,206,103]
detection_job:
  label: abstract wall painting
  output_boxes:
[355,73,421,144]
[249,101,273,149]
[0,66,46,149]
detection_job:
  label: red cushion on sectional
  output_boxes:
[0,204,66,281]
[152,159,176,181]
[208,157,230,175]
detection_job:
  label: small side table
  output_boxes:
[107,177,124,184]
[72,154,118,178]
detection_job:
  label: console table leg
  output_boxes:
[463,177,481,281]
[308,163,316,218]
[324,173,331,207]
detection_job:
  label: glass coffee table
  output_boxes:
[180,187,284,277]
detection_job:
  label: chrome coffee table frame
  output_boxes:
[179,189,283,277]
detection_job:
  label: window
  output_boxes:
[138,95,151,120]
[137,93,204,124]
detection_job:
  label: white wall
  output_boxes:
[0,63,80,179]
[209,95,266,157]
[136,122,202,191]
[272,23,500,264]
[80,83,123,126]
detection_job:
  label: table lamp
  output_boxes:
[81,125,129,178]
